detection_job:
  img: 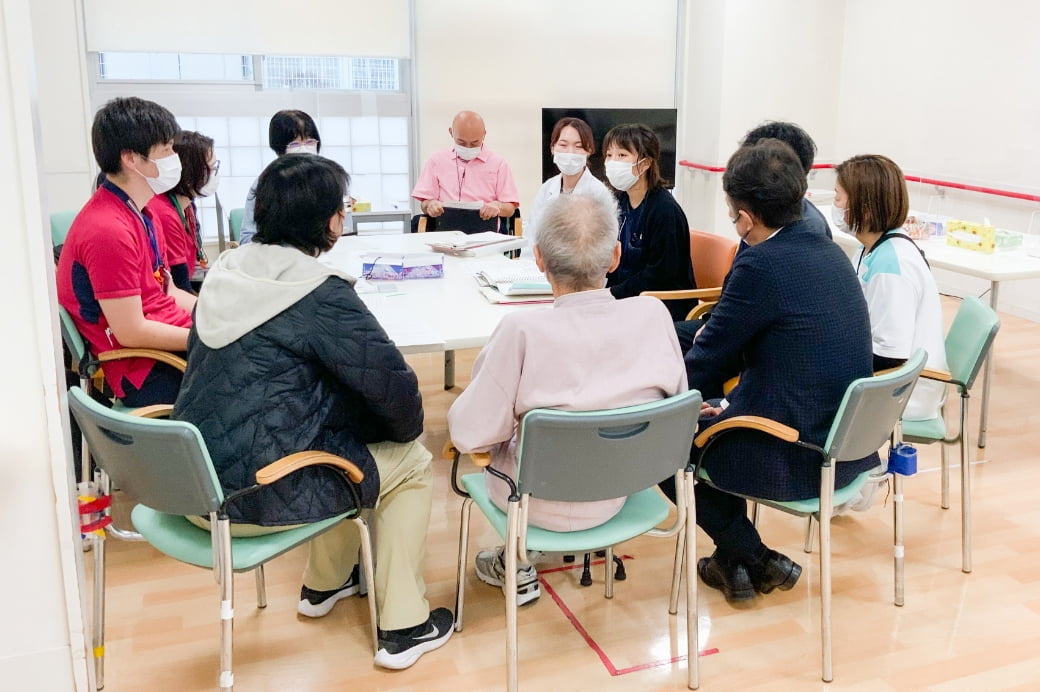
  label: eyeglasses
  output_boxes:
[210,160,221,173]
[286,139,320,150]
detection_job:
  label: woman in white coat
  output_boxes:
[526,117,614,249]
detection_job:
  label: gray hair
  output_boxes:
[535,194,619,291]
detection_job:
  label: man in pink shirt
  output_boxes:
[412,110,519,226]
[448,194,688,606]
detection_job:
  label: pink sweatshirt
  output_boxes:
[448,289,687,531]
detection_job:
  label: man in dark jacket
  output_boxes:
[675,139,878,605]
[174,154,452,670]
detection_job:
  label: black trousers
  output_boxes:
[659,477,765,564]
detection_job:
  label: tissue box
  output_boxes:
[361,252,443,280]
[903,214,945,239]
[946,219,996,253]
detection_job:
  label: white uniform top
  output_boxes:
[855,232,948,421]
[525,167,615,251]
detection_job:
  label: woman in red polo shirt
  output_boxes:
[149,131,219,293]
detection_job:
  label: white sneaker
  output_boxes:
[474,547,541,606]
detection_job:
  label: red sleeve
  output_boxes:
[80,215,149,300]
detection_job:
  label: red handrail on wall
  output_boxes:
[678,160,1040,203]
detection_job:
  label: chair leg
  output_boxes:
[353,517,379,654]
[604,546,614,599]
[804,516,815,554]
[940,441,951,510]
[893,472,905,607]
[819,466,835,683]
[254,565,267,609]
[683,470,699,690]
[580,554,592,586]
[504,503,521,692]
[92,528,106,689]
[455,498,473,632]
[669,529,684,615]
[960,396,972,573]
[216,519,235,691]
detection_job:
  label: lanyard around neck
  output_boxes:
[102,179,162,275]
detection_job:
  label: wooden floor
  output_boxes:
[91,297,1040,691]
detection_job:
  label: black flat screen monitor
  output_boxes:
[541,108,678,189]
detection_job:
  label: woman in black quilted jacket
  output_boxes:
[173,154,453,670]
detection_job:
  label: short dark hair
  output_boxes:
[254,154,349,254]
[602,123,667,189]
[723,139,807,229]
[268,110,321,156]
[835,154,909,235]
[742,121,816,175]
[550,117,595,155]
[91,97,180,174]
[169,131,214,198]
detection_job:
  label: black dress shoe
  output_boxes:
[749,550,802,594]
[697,555,755,603]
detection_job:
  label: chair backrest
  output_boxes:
[51,210,78,246]
[689,229,738,289]
[58,305,89,371]
[228,208,245,242]
[824,349,927,461]
[515,390,702,503]
[68,387,224,516]
[945,296,1000,390]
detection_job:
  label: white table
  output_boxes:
[320,231,548,388]
[820,205,1040,448]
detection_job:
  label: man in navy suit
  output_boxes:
[673,139,878,604]
[674,121,831,354]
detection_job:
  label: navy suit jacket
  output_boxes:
[685,216,877,500]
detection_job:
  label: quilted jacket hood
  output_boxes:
[196,243,356,349]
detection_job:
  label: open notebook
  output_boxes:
[473,259,553,296]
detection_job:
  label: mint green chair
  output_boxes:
[448,390,703,691]
[228,208,245,244]
[68,387,376,692]
[901,296,1000,574]
[50,210,78,246]
[691,351,926,683]
[58,306,185,490]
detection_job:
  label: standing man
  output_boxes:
[57,97,195,407]
[412,110,519,229]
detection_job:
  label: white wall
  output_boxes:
[837,0,1040,319]
[0,0,90,688]
[413,0,679,216]
[84,0,409,57]
[30,0,93,214]
[677,0,846,236]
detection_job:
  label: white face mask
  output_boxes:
[831,203,852,234]
[553,152,587,176]
[286,143,319,156]
[198,170,220,197]
[454,143,481,161]
[139,153,182,195]
[605,159,642,191]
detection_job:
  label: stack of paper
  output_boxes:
[426,231,526,257]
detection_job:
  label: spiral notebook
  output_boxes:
[473,259,552,295]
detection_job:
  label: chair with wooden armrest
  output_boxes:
[68,387,376,692]
[899,296,1000,574]
[641,229,739,321]
[444,390,704,691]
[683,350,926,682]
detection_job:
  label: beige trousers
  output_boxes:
[188,439,434,631]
